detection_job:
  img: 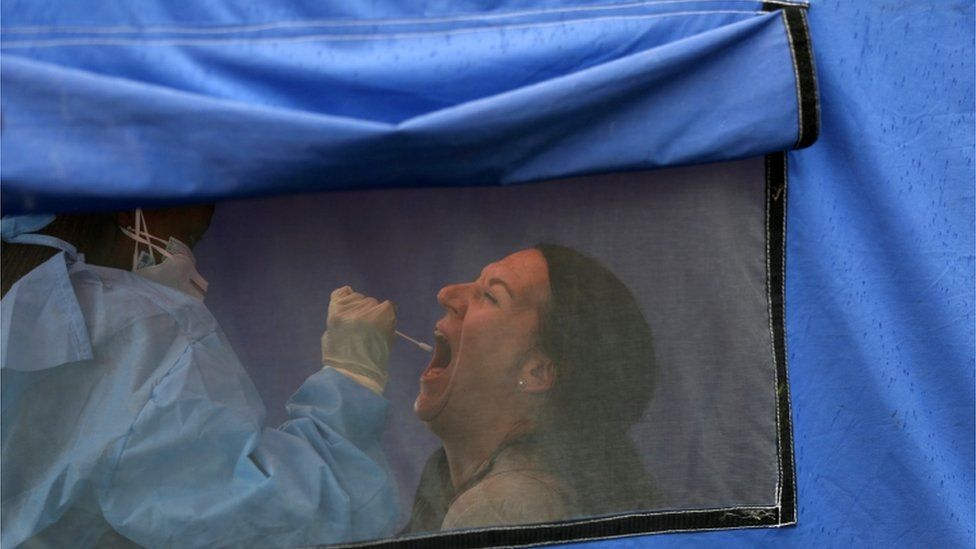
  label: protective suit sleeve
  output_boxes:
[98,331,398,548]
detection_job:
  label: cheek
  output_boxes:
[459,314,537,377]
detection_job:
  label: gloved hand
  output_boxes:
[321,286,396,392]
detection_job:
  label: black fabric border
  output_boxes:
[760,0,808,9]
[338,508,781,549]
[766,152,797,525]
[763,3,820,149]
[317,154,797,548]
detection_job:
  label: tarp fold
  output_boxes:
[1,1,814,214]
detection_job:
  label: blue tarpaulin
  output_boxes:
[1,0,973,547]
[2,0,807,213]
[591,2,975,548]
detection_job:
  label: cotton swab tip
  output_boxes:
[395,330,433,353]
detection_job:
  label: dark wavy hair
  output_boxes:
[532,243,659,514]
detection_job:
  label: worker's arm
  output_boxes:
[98,335,398,548]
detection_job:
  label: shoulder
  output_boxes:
[73,262,218,342]
[3,254,213,375]
[442,469,574,530]
[62,261,230,388]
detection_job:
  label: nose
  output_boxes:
[437,283,472,318]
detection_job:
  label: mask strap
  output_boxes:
[131,209,143,269]
[119,209,173,269]
[118,209,209,295]
[134,209,171,247]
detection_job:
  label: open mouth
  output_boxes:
[421,330,452,381]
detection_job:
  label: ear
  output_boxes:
[519,350,556,393]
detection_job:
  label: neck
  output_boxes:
[440,419,532,490]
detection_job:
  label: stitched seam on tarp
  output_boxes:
[779,11,804,149]
[332,507,786,548]
[764,152,796,526]
[765,155,783,510]
[775,6,819,148]
[779,156,798,524]
[0,0,790,34]
[0,11,762,48]
[795,8,820,148]
[761,0,808,10]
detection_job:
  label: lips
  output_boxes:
[421,330,452,381]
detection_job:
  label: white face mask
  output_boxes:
[119,209,209,300]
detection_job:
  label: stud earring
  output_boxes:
[517,379,527,391]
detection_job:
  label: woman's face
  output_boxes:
[415,249,551,433]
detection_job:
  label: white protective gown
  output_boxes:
[1,240,398,548]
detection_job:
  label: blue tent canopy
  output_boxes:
[1,0,814,213]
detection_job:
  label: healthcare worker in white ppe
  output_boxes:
[1,207,399,548]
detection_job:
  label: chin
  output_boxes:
[413,395,429,419]
[413,393,440,422]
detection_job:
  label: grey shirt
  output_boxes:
[441,444,578,530]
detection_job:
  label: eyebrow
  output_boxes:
[479,266,515,299]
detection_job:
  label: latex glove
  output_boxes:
[321,286,396,392]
